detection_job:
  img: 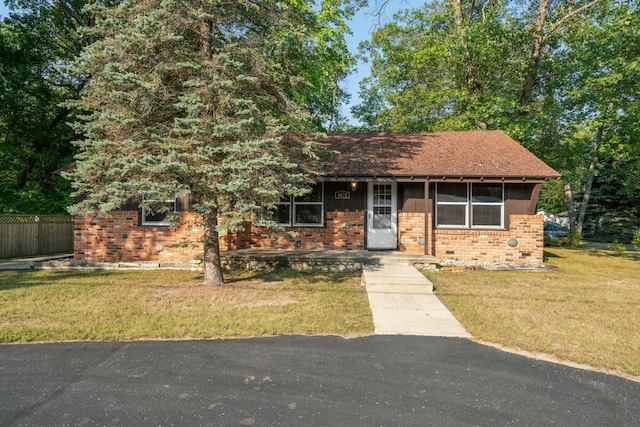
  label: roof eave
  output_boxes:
[321,175,557,183]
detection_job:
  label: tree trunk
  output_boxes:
[519,0,548,109]
[548,107,577,230]
[202,208,225,286]
[198,3,221,287]
[576,126,603,235]
[199,20,211,53]
[563,180,577,231]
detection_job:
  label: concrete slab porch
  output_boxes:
[219,249,440,271]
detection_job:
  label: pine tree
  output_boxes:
[66,0,337,285]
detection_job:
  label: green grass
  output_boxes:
[426,247,640,378]
[0,269,373,342]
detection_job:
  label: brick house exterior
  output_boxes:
[74,131,559,264]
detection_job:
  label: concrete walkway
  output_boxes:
[362,264,472,338]
[0,254,73,272]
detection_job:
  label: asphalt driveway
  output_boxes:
[1,336,638,426]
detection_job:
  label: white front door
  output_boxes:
[367,182,398,250]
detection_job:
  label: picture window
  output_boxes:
[436,183,503,228]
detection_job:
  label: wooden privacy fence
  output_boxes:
[0,215,74,259]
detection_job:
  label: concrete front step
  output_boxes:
[361,265,434,293]
[366,254,439,269]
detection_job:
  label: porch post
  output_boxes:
[424,181,429,256]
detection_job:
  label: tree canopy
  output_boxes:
[0,0,92,213]
[354,0,640,237]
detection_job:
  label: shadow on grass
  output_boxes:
[0,268,361,294]
[543,250,561,262]
[221,269,365,298]
[613,251,640,263]
[0,270,120,291]
[225,268,359,285]
[0,269,205,291]
[584,248,640,262]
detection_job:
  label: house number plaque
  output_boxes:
[334,190,350,200]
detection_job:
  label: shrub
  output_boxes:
[609,240,626,256]
[632,229,640,251]
[563,230,582,248]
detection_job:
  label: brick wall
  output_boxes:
[74,212,203,261]
[75,211,544,264]
[228,211,365,251]
[75,211,367,261]
[433,214,544,264]
[398,212,426,254]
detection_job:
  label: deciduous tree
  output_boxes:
[354,0,638,240]
[0,1,93,213]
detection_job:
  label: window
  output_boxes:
[436,183,503,228]
[277,183,324,226]
[142,194,176,226]
[471,184,503,227]
[436,183,468,227]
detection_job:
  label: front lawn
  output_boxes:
[3,248,639,380]
[0,269,373,342]
[427,247,640,378]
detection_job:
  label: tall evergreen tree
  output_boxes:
[66,0,353,285]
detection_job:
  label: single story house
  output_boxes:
[74,130,560,264]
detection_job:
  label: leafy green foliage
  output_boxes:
[353,0,640,243]
[632,230,640,250]
[550,2,640,237]
[608,240,626,256]
[581,155,640,243]
[564,230,582,249]
[353,1,526,131]
[537,179,567,215]
[0,0,357,215]
[0,3,86,213]
[298,0,362,129]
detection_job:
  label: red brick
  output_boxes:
[433,215,543,264]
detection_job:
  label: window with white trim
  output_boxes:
[436,183,468,227]
[436,183,503,228]
[142,194,176,226]
[471,183,503,227]
[276,183,324,226]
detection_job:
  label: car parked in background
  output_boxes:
[544,221,570,244]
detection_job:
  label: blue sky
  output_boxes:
[0,1,423,124]
[343,1,422,123]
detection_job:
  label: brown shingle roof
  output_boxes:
[323,130,560,180]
